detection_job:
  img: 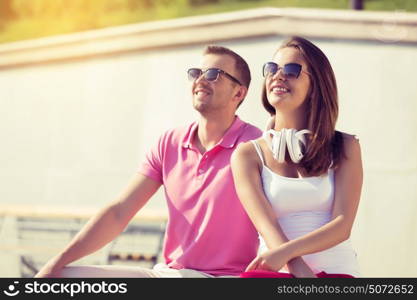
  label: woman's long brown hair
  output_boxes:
[262,36,345,176]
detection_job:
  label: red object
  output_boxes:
[239,270,354,278]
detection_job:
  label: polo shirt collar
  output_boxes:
[218,115,245,148]
[182,122,198,149]
[181,115,245,149]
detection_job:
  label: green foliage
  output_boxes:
[189,0,220,6]
[0,0,416,44]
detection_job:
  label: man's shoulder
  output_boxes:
[238,120,262,142]
[157,122,195,144]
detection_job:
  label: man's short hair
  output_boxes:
[203,45,251,108]
[203,45,251,88]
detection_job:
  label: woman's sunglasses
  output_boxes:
[187,68,242,85]
[262,62,310,79]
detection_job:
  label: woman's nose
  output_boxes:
[271,68,286,81]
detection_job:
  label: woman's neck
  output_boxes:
[273,109,308,131]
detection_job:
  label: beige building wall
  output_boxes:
[0,8,416,277]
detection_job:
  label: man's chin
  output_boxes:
[192,99,210,112]
[193,103,209,113]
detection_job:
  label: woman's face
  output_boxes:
[265,47,311,112]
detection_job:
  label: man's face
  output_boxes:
[191,54,240,114]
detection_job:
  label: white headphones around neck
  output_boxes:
[263,128,312,164]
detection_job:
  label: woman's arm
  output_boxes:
[250,135,363,271]
[231,142,316,277]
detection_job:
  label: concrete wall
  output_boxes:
[0,7,416,277]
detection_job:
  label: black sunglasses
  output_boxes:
[187,68,242,85]
[262,62,310,79]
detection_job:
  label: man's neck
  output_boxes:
[194,114,236,154]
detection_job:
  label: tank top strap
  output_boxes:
[250,140,265,166]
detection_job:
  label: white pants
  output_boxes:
[60,263,232,278]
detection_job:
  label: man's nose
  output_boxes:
[194,72,207,84]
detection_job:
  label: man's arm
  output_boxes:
[35,173,161,278]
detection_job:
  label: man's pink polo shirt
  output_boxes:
[138,116,262,276]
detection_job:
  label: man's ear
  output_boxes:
[235,85,247,102]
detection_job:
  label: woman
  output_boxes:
[231,36,362,278]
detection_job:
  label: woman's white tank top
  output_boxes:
[251,140,360,276]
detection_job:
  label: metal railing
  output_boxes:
[0,214,166,277]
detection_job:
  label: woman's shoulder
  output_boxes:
[235,139,257,156]
[336,131,362,162]
[338,131,360,147]
[337,131,360,142]
[233,138,264,164]
[236,137,267,151]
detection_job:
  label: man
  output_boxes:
[35,45,262,278]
